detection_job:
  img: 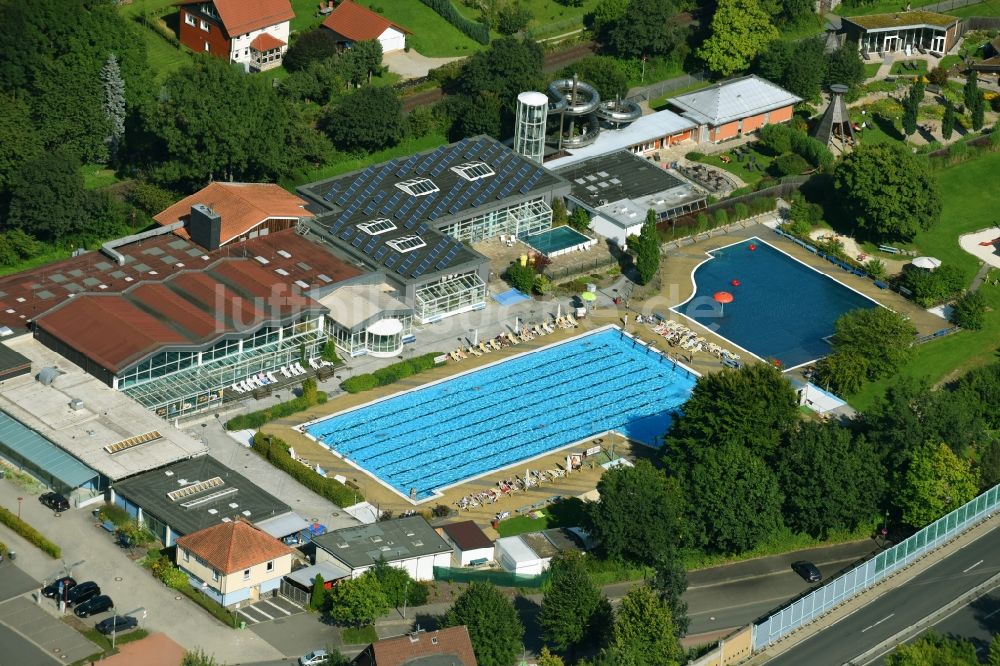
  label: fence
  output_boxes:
[753,480,1000,650]
[627,72,708,104]
[544,253,619,282]
[433,566,550,588]
[965,16,1000,30]
[922,0,982,12]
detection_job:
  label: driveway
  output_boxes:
[250,611,343,657]
[237,596,304,625]
[383,50,464,79]
[0,596,97,665]
[0,478,283,664]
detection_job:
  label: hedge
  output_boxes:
[0,507,61,558]
[341,353,443,394]
[225,391,327,431]
[419,0,490,44]
[252,432,357,507]
[148,555,238,626]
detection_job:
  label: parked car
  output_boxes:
[791,560,822,583]
[66,581,101,606]
[96,615,138,635]
[41,577,76,599]
[39,492,70,512]
[74,594,113,618]
[299,650,329,666]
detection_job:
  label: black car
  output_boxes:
[791,560,822,583]
[41,577,76,599]
[74,595,113,618]
[66,581,101,606]
[96,615,137,635]
[39,492,70,512]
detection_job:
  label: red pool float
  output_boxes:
[749,244,758,251]
[731,279,741,287]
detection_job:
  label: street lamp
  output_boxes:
[17,497,22,519]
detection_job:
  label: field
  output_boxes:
[353,0,484,56]
[453,0,601,39]
[848,150,1000,409]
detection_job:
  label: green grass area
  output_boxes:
[285,132,448,189]
[649,79,715,111]
[497,497,589,537]
[835,0,948,17]
[692,144,777,186]
[890,59,929,76]
[81,164,121,190]
[289,0,327,33]
[80,628,150,656]
[939,54,962,70]
[864,62,882,79]
[341,624,379,645]
[681,524,873,570]
[119,0,176,18]
[947,0,1000,17]
[452,0,599,40]
[848,151,1000,409]
[777,14,825,41]
[353,0,483,56]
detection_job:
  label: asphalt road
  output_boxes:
[765,524,1000,665]
[0,623,59,666]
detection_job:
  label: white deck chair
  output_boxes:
[280,366,292,378]
[266,371,278,383]
[500,234,507,245]
[294,362,307,375]
[231,383,243,394]
[309,358,321,369]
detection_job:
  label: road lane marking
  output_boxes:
[263,599,291,615]
[861,613,895,633]
[983,606,1000,620]
[964,560,984,573]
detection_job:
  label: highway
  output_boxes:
[764,523,1000,665]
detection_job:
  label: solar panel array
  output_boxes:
[316,137,554,278]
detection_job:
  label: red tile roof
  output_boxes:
[249,32,286,51]
[176,519,294,575]
[441,521,493,551]
[153,182,313,246]
[322,0,410,41]
[33,258,325,373]
[354,627,477,666]
[177,0,295,36]
[0,229,362,338]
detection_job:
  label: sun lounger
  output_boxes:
[266,371,278,383]
[293,362,307,375]
[467,346,482,357]
[542,322,555,333]
[565,314,578,326]
[489,339,502,351]
[478,342,491,354]
[506,332,520,345]
[231,383,243,394]
[309,358,321,369]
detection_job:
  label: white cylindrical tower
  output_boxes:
[514,91,549,164]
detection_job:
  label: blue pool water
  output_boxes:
[303,328,696,500]
[673,238,880,368]
[523,226,593,256]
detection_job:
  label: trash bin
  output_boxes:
[239,621,246,630]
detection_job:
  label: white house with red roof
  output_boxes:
[321,0,411,54]
[176,0,294,71]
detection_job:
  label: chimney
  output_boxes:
[189,204,222,251]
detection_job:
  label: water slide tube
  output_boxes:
[597,98,642,125]
[547,78,601,115]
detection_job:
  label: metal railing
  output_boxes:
[753,481,1000,650]
[627,72,708,104]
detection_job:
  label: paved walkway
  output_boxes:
[383,50,464,80]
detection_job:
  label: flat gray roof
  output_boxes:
[668,75,802,127]
[313,516,451,570]
[113,455,292,537]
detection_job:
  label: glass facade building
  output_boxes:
[439,198,552,243]
[415,273,487,323]
[514,91,549,164]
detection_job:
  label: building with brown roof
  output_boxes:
[437,521,494,566]
[321,0,411,54]
[352,627,477,666]
[154,182,314,250]
[176,518,295,607]
[177,0,294,71]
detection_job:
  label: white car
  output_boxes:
[299,650,329,666]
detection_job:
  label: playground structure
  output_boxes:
[545,76,642,149]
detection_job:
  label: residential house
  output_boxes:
[175,518,295,607]
[352,627,478,666]
[321,0,410,54]
[177,0,295,71]
[312,516,451,582]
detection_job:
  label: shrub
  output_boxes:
[225,391,328,430]
[758,124,793,154]
[252,432,357,507]
[98,503,131,527]
[321,339,341,364]
[341,374,379,393]
[712,208,728,227]
[731,202,750,220]
[774,153,809,176]
[341,353,442,393]
[506,261,536,293]
[749,196,776,215]
[155,561,189,589]
[951,290,986,329]
[685,151,705,161]
[0,541,7,557]
[419,0,490,44]
[0,507,60,558]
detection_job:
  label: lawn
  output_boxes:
[863,62,882,79]
[692,144,777,187]
[77,627,150,660]
[890,59,928,76]
[848,151,1000,409]
[453,0,600,39]
[496,497,589,537]
[650,79,715,111]
[81,164,121,190]
[342,625,379,645]
[289,0,327,33]
[948,0,1000,17]
[353,0,484,56]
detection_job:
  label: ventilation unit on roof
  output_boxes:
[37,367,62,386]
[69,398,85,411]
[167,476,225,502]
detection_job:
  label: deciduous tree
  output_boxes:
[887,632,979,665]
[698,0,779,77]
[608,585,683,665]
[778,422,885,537]
[635,210,660,284]
[321,86,404,153]
[6,150,87,243]
[538,552,612,656]
[815,350,869,395]
[326,572,389,627]
[283,29,340,72]
[606,0,687,60]
[650,553,689,637]
[896,442,979,527]
[568,207,591,231]
[589,460,683,563]
[950,290,985,330]
[563,56,629,99]
[830,307,916,380]
[832,142,942,241]
[443,582,523,666]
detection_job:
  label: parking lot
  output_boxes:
[237,596,304,625]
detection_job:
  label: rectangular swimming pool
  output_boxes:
[522,226,597,257]
[672,237,881,368]
[301,327,697,502]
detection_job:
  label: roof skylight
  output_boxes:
[358,218,397,235]
[452,161,495,181]
[387,235,427,253]
[396,178,439,197]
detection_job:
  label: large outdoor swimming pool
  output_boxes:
[673,238,880,368]
[301,327,697,501]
